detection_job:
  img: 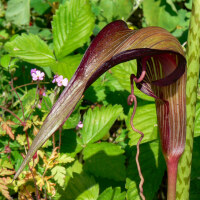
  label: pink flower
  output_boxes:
[31,69,45,81]
[76,121,83,130]
[52,74,68,87]
[52,75,59,83]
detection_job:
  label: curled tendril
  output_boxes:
[127,64,147,200]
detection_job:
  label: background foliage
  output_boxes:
[0,0,198,199]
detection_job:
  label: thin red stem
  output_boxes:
[52,134,55,149]
[58,127,62,152]
[0,105,24,125]
[25,130,30,149]
[129,95,145,200]
[14,82,49,90]
[128,69,147,200]
[9,81,25,122]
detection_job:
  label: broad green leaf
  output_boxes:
[52,0,95,59]
[166,0,177,13]
[185,0,192,10]
[111,60,154,101]
[126,103,158,146]
[60,172,99,200]
[84,72,129,109]
[50,54,82,81]
[80,105,123,145]
[83,142,126,181]
[126,140,166,200]
[92,0,134,29]
[6,0,30,26]
[98,187,126,200]
[0,54,11,69]
[171,9,190,42]
[51,166,66,187]
[60,130,83,158]
[5,34,56,67]
[30,0,50,15]
[143,0,179,32]
[66,160,83,178]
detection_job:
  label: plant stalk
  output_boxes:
[176,0,200,199]
[167,158,178,200]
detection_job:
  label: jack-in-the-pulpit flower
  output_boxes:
[31,68,45,81]
[15,21,186,200]
[52,74,68,87]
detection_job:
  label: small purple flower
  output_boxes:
[31,69,45,81]
[52,74,68,87]
[76,121,83,130]
[52,75,59,83]
[31,68,37,74]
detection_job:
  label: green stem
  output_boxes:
[176,0,200,199]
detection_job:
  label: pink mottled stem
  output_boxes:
[130,94,145,200]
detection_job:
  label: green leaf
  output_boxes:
[111,60,154,101]
[58,154,74,164]
[80,105,123,145]
[84,72,128,107]
[52,0,95,59]
[51,166,66,187]
[60,172,99,200]
[0,30,9,41]
[62,100,81,129]
[83,142,126,181]
[0,159,13,169]
[60,130,83,158]
[66,160,83,177]
[92,0,134,29]
[30,0,50,15]
[126,140,166,200]
[5,33,56,67]
[50,54,82,81]
[41,95,53,112]
[12,88,37,123]
[143,0,179,32]
[98,187,126,200]
[0,55,11,69]
[6,0,30,26]
[11,151,28,172]
[126,103,158,146]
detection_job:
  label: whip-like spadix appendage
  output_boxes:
[14,21,186,199]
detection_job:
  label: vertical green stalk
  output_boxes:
[176,0,200,199]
